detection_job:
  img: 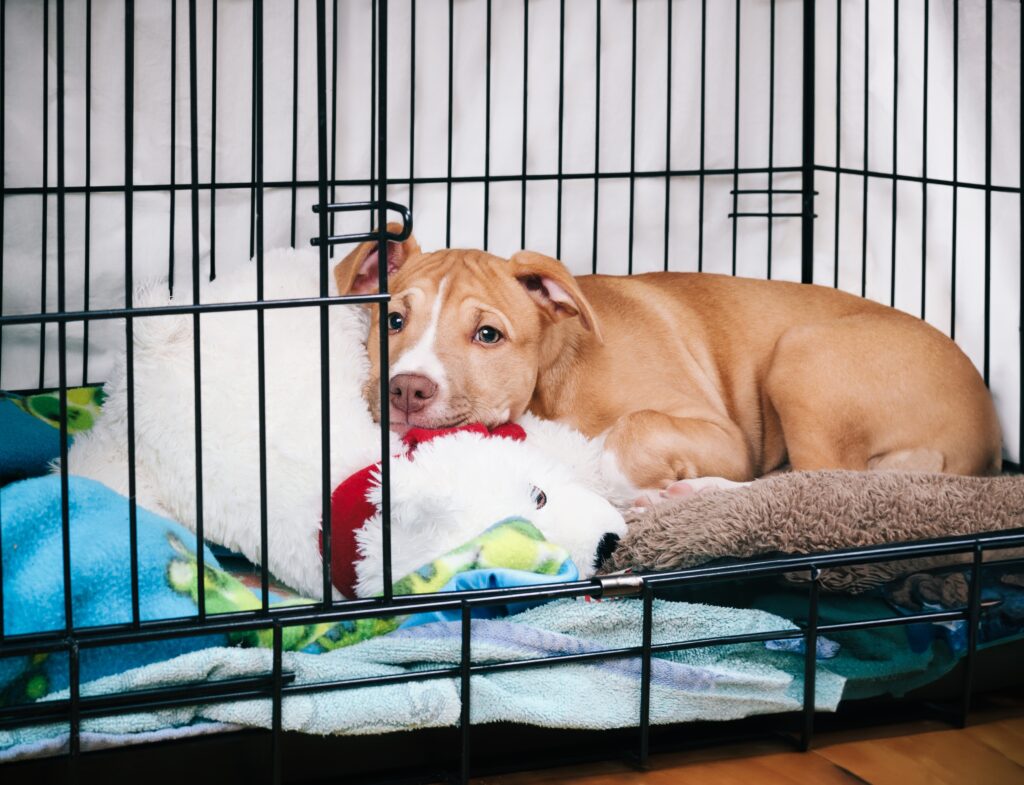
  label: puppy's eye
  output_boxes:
[474,325,503,345]
[530,485,547,509]
[387,312,405,333]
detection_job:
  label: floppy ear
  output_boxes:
[509,250,603,342]
[333,223,421,296]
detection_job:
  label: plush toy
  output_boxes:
[327,421,627,598]
[65,247,627,600]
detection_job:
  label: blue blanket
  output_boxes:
[1,476,226,703]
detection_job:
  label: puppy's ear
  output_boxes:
[509,250,603,342]
[333,223,421,296]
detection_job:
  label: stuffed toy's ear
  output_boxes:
[333,223,421,296]
[509,250,603,342]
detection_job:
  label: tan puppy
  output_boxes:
[335,226,1002,494]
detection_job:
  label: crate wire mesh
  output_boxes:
[1,0,1023,782]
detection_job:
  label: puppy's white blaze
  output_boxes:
[390,277,449,391]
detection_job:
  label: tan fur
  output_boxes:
[335,234,1002,486]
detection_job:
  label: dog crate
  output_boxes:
[2,0,1023,783]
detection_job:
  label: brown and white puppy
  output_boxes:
[335,226,1002,495]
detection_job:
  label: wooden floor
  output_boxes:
[469,691,1024,785]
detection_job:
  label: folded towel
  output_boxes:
[0,596,844,757]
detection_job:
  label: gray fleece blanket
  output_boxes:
[600,471,1024,594]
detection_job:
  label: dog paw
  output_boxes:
[632,476,750,509]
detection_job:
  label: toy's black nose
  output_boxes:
[594,532,621,568]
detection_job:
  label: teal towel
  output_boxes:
[0,597,843,755]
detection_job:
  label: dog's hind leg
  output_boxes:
[764,313,1001,476]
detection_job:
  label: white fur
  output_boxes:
[66,248,387,599]
[355,429,627,597]
[389,278,449,391]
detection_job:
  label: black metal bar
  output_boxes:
[369,0,377,232]
[920,0,928,319]
[82,0,91,381]
[890,0,899,308]
[376,0,393,605]
[520,0,528,250]
[68,639,80,773]
[209,0,217,279]
[190,0,205,621]
[861,0,869,297]
[0,0,4,640]
[591,0,601,273]
[767,0,776,279]
[6,165,834,197]
[56,0,71,647]
[730,0,741,277]
[0,672,298,729]
[663,0,672,272]
[272,622,283,785]
[801,0,815,284]
[833,0,841,288]
[814,164,1017,194]
[729,212,808,218]
[460,601,472,785]
[169,0,177,296]
[289,0,299,249]
[800,567,820,750]
[124,0,140,630]
[1020,0,1023,469]
[482,0,490,249]
[638,583,653,767]
[556,0,565,259]
[39,0,48,389]
[254,0,269,614]
[0,0,5,394]
[0,294,390,328]
[627,0,637,274]
[951,0,958,339]
[697,0,707,271]
[329,0,337,257]
[316,0,334,607]
[445,0,453,247]
[960,545,983,727]
[248,0,256,262]
[409,0,416,217]
[983,0,992,385]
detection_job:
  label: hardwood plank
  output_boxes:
[472,748,863,785]
[816,726,1024,785]
[965,717,1024,767]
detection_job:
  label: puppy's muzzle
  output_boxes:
[390,373,437,415]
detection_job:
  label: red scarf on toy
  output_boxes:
[321,422,526,598]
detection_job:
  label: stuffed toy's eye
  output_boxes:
[531,485,547,509]
[474,326,503,345]
[387,312,405,332]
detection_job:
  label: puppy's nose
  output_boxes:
[390,373,438,414]
[594,532,621,569]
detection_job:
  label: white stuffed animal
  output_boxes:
[66,248,628,600]
[329,422,628,598]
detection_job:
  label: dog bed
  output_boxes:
[601,470,1024,594]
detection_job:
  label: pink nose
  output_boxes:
[390,373,438,415]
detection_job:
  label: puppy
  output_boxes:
[334,227,1002,496]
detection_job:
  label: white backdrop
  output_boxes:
[2,0,1022,460]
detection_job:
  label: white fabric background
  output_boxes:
[3,0,1022,460]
